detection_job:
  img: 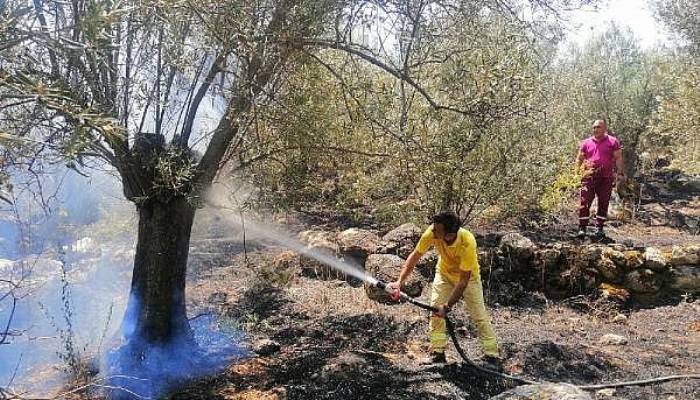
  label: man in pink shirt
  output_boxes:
[576,119,625,239]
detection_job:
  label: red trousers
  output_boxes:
[579,177,614,229]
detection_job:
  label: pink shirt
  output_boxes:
[579,133,621,178]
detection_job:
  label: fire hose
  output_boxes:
[373,280,700,391]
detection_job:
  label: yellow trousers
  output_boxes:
[428,271,499,357]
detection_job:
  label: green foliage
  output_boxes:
[255,260,297,288]
[219,312,271,334]
[237,11,568,227]
[645,58,700,174]
[539,167,585,213]
[152,147,198,202]
[654,0,700,55]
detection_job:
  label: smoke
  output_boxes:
[0,171,253,399]
[104,294,248,400]
[0,168,135,396]
[204,182,375,284]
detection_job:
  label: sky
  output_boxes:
[564,0,671,49]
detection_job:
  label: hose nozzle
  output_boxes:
[374,279,437,312]
[375,280,401,301]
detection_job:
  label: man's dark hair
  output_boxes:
[432,211,460,233]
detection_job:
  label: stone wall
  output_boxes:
[294,226,700,304]
[491,233,700,302]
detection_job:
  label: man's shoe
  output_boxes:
[420,352,446,365]
[576,229,587,239]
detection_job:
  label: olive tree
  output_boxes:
[648,0,700,173]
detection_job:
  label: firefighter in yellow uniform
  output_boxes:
[389,211,499,364]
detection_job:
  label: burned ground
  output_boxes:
[171,171,700,400]
[172,246,699,400]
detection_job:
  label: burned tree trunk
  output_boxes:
[106,191,201,398]
[122,196,196,345]
[115,133,199,347]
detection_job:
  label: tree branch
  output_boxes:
[178,53,225,147]
[301,38,478,117]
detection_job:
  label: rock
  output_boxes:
[598,334,628,346]
[473,231,504,247]
[623,269,663,293]
[71,237,99,255]
[641,202,667,216]
[596,388,616,397]
[622,251,644,270]
[382,222,422,243]
[580,245,603,263]
[490,383,592,400]
[319,352,367,381]
[671,246,699,266]
[253,339,280,356]
[500,233,536,261]
[602,247,625,266]
[668,211,686,228]
[671,175,700,193]
[612,313,628,324]
[594,257,623,282]
[643,247,668,271]
[479,249,498,273]
[336,228,382,262]
[298,229,336,246]
[620,239,635,248]
[415,249,438,279]
[397,244,416,259]
[299,236,344,280]
[364,254,423,302]
[599,283,630,303]
[535,248,562,269]
[381,223,422,256]
[668,265,700,292]
[553,243,576,258]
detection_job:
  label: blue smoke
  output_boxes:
[105,307,250,399]
[0,219,20,258]
[0,169,101,258]
[1,167,251,398]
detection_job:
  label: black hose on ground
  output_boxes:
[444,316,700,389]
[386,283,700,391]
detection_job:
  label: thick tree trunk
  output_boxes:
[122,196,195,345]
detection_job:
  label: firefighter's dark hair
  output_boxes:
[432,211,460,233]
